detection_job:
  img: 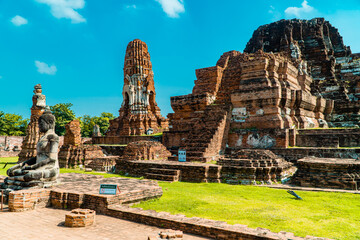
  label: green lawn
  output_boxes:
[1,157,359,239]
[135,182,360,240]
[0,157,18,176]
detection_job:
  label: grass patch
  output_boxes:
[0,157,18,176]
[134,182,360,240]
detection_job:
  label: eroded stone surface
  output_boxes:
[244,18,360,127]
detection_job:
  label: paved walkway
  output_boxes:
[0,207,210,240]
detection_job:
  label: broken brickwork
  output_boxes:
[164,50,331,162]
[59,120,104,168]
[291,157,360,190]
[121,140,171,161]
[244,18,360,127]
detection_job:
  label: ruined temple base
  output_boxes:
[218,149,296,184]
[4,173,162,212]
[116,157,295,184]
[291,157,360,190]
[84,156,119,172]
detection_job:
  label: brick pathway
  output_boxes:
[0,207,210,240]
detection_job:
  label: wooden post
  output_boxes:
[1,190,3,211]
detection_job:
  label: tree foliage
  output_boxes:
[0,111,28,136]
[50,103,76,136]
[79,112,115,137]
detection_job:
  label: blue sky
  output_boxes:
[1,0,360,119]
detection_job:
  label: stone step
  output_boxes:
[145,173,179,182]
[148,168,180,176]
[168,156,178,161]
[186,151,205,157]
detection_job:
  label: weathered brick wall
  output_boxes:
[0,136,24,148]
[295,128,360,147]
[121,141,171,161]
[63,120,82,146]
[228,129,290,149]
[92,135,161,145]
[271,148,360,163]
[106,205,328,240]
[8,189,51,212]
[291,157,360,190]
[99,145,125,156]
[85,156,118,171]
[116,160,216,183]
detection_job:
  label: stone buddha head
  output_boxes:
[39,109,56,133]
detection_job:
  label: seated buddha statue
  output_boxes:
[2,109,59,190]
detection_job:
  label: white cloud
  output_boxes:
[285,0,314,17]
[35,0,86,23]
[125,5,137,9]
[35,61,57,75]
[268,5,275,14]
[11,15,28,26]
[155,0,185,18]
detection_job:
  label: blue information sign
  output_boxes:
[178,149,186,162]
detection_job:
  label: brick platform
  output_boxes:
[116,159,295,184]
[291,157,360,190]
[6,173,163,213]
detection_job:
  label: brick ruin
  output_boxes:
[105,39,168,138]
[157,18,360,189]
[291,157,360,190]
[244,18,360,128]
[58,120,104,168]
[0,136,24,157]
[120,140,171,161]
[18,84,47,161]
[163,50,332,162]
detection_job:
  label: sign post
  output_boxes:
[178,149,186,162]
[99,184,121,195]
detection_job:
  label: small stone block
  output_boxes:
[64,208,95,227]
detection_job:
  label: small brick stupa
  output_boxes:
[18,84,47,162]
[58,120,104,168]
[107,39,168,136]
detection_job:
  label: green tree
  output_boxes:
[50,103,76,136]
[79,112,115,137]
[0,111,28,136]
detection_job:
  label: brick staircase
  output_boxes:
[145,168,181,182]
[169,105,231,163]
[218,149,296,183]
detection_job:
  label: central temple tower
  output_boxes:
[107,39,168,136]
